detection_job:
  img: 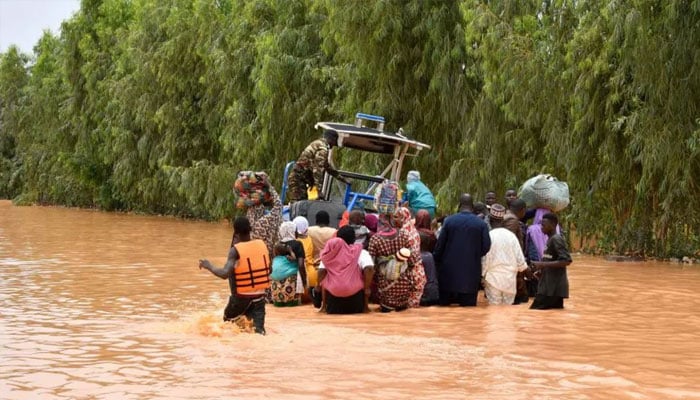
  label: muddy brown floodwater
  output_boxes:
[1,200,699,399]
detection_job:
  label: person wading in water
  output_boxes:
[199,216,270,335]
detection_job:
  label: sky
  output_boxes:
[0,0,81,54]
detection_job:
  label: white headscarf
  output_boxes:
[292,216,309,235]
[407,170,420,182]
[278,221,297,242]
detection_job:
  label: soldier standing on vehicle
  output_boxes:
[287,130,348,202]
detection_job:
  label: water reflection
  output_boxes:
[1,201,699,399]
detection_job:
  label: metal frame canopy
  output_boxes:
[314,121,431,183]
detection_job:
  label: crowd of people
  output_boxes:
[198,171,572,335]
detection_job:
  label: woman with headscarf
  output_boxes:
[244,185,283,258]
[368,208,425,311]
[270,221,307,306]
[405,170,436,218]
[415,209,437,253]
[364,213,378,235]
[396,207,427,308]
[318,226,375,314]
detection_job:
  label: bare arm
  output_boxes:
[199,247,238,279]
[316,267,328,312]
[533,235,571,269]
[317,268,327,286]
[362,266,374,312]
[298,258,307,288]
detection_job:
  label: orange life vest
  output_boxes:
[233,240,271,295]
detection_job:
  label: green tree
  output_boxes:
[0,46,29,198]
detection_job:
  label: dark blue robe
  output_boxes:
[433,211,491,294]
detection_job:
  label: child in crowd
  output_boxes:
[530,213,571,310]
[377,247,411,282]
[270,243,300,307]
[349,209,371,249]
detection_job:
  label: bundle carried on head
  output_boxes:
[518,174,570,212]
[233,171,273,209]
[373,179,400,215]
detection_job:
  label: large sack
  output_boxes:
[518,174,570,212]
[233,171,273,209]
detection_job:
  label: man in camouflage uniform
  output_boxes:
[287,130,347,202]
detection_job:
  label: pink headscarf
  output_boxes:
[320,237,364,297]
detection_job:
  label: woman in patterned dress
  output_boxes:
[395,207,426,308]
[368,208,425,311]
[242,184,282,303]
[243,186,283,258]
[273,222,307,306]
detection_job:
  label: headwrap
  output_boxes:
[414,209,436,252]
[397,207,415,235]
[292,216,309,235]
[407,170,421,183]
[364,213,378,233]
[376,213,397,236]
[278,221,297,242]
[397,207,421,259]
[414,209,432,231]
[319,237,364,297]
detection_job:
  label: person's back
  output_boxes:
[482,227,527,305]
[406,171,436,217]
[199,216,268,334]
[433,194,491,306]
[308,226,336,259]
[434,212,490,292]
[270,253,299,281]
[318,226,374,314]
[306,210,337,307]
[420,251,439,306]
[348,210,370,247]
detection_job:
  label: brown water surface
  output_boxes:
[1,200,699,399]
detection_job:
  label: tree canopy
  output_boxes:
[0,0,697,257]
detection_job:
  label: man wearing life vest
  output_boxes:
[199,216,270,335]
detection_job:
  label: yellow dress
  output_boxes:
[297,235,317,286]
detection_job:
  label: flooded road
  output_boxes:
[1,200,699,399]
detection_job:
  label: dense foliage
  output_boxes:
[0,0,698,257]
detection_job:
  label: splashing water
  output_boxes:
[1,201,699,399]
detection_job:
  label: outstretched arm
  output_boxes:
[199,247,238,279]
